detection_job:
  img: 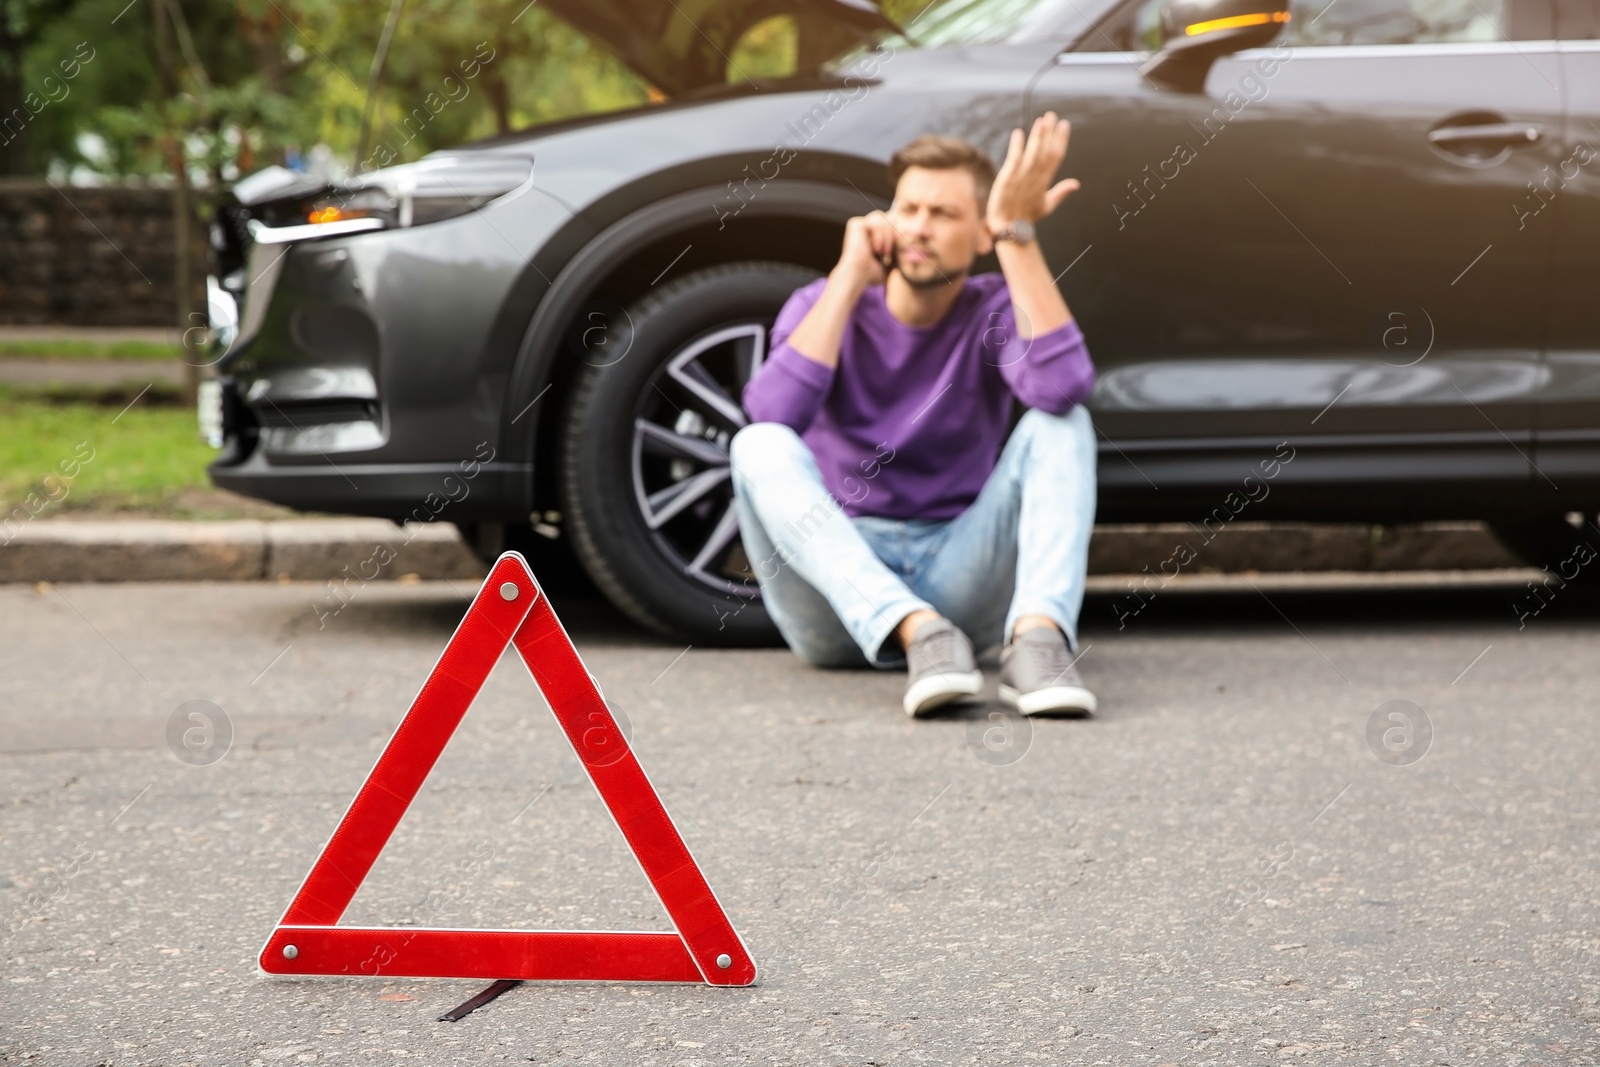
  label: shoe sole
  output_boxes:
[903,670,983,718]
[998,683,1097,717]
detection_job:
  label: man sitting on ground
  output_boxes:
[731,113,1098,718]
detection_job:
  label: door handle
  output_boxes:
[1427,122,1543,150]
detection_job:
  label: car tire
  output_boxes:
[1489,513,1600,579]
[559,261,822,644]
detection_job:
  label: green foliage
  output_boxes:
[1,0,74,78]
[16,0,658,180]
[23,0,972,182]
[24,0,331,179]
[22,3,152,175]
[344,2,652,170]
[14,0,940,180]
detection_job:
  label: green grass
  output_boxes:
[0,339,182,361]
[0,390,215,515]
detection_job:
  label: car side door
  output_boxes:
[1534,5,1600,491]
[1032,0,1561,513]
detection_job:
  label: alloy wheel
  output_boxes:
[630,322,767,596]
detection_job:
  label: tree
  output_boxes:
[0,0,75,174]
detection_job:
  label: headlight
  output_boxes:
[244,154,533,245]
[306,187,393,225]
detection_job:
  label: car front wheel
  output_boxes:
[559,261,821,644]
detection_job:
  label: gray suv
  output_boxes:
[204,0,1600,641]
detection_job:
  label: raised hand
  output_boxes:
[986,112,1081,233]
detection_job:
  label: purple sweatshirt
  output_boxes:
[742,273,1096,520]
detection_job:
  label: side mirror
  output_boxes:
[1139,0,1290,93]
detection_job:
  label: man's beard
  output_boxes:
[895,250,966,291]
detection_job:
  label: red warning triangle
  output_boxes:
[258,552,756,986]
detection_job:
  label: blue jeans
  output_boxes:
[729,407,1097,668]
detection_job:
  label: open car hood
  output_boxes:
[540,0,899,95]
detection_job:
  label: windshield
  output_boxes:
[874,0,1059,48]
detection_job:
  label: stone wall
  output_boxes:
[0,178,205,326]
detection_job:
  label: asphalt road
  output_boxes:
[2,574,1597,1066]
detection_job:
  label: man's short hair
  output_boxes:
[888,135,998,209]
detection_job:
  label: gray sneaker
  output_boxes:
[999,627,1096,716]
[903,617,983,718]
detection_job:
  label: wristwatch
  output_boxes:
[991,218,1037,245]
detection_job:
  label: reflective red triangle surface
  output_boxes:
[258,553,756,986]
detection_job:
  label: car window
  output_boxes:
[728,15,799,81]
[1284,0,1503,45]
[873,0,1066,47]
[1099,0,1544,49]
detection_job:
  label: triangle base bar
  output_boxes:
[262,926,703,983]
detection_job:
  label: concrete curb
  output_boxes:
[1086,520,1521,575]
[0,518,1523,584]
[1083,567,1539,595]
[0,518,1523,585]
[0,519,485,583]
[0,357,184,387]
